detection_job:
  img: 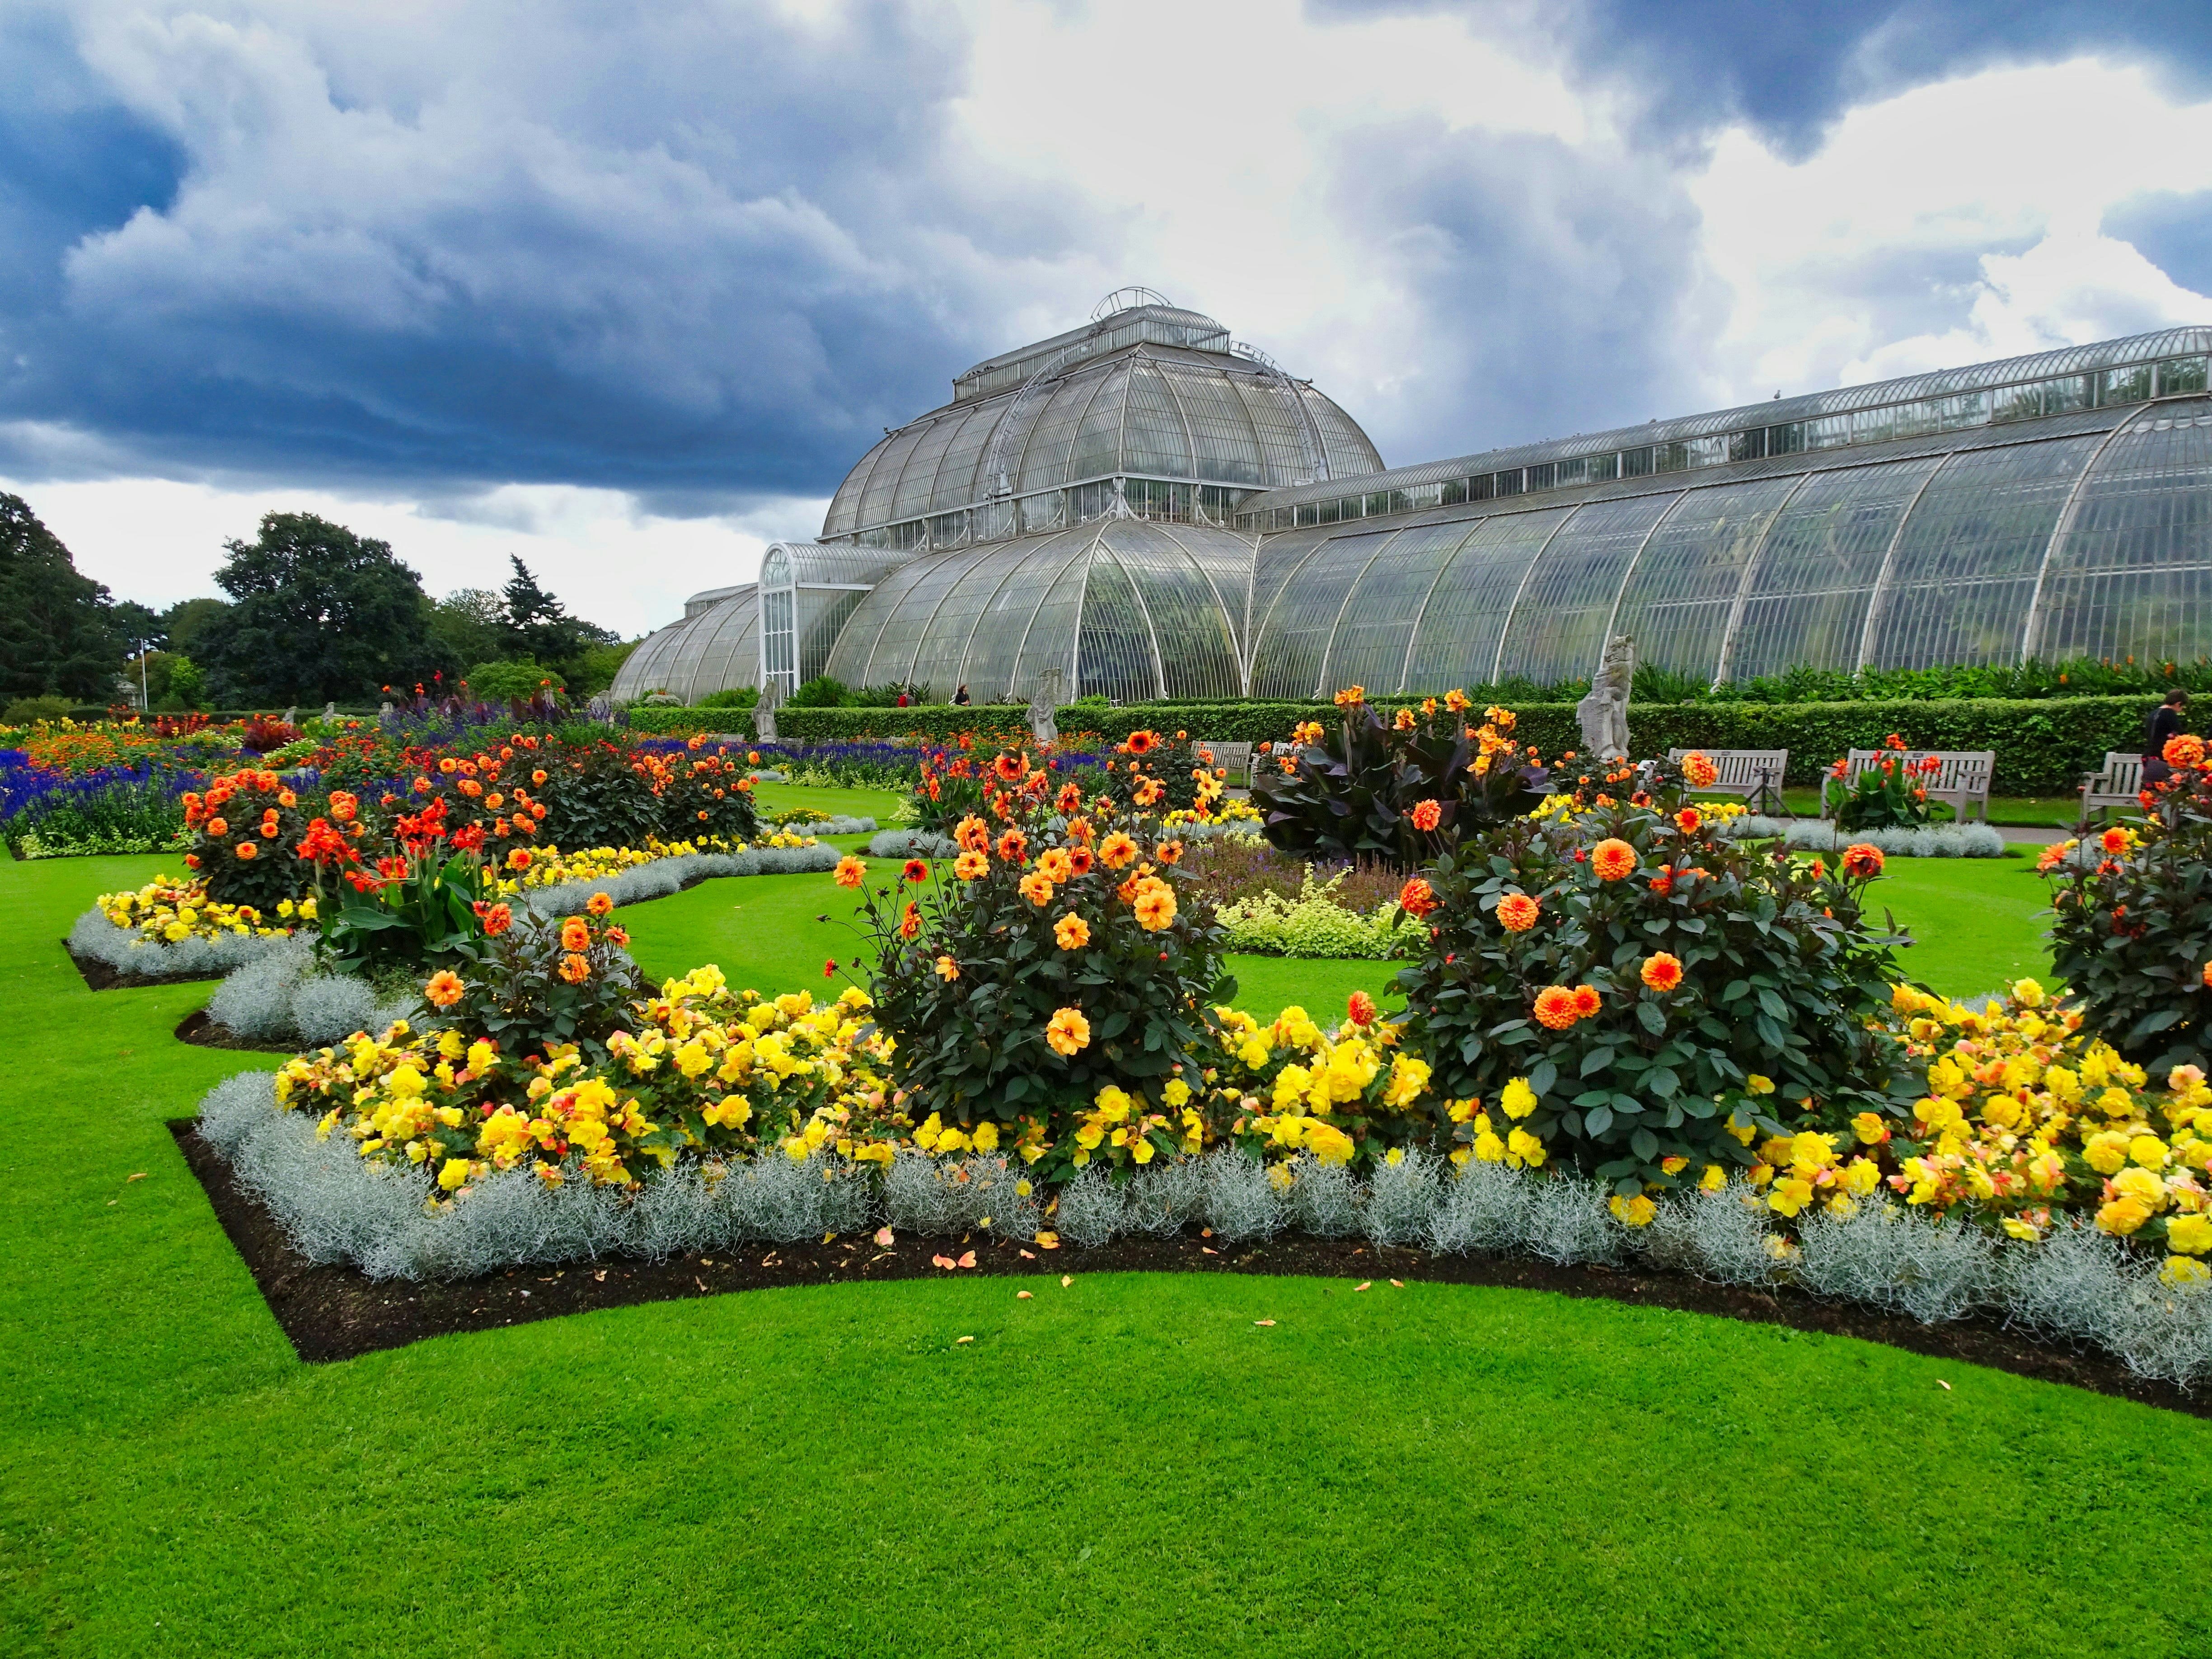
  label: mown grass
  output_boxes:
[9,843,2207,1657]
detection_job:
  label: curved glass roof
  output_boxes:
[820,517,1250,702]
[1245,394,2212,694]
[609,585,759,704]
[822,296,1382,540]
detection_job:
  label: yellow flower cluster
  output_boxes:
[96,873,309,943]
[1163,797,1262,829]
[1451,1076,1551,1172]
[1068,1079,1203,1169]
[491,835,773,895]
[1882,982,2212,1275]
[1211,1004,1432,1166]
[271,973,895,1193]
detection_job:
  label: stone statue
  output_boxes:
[379,701,394,717]
[1576,633,1635,762]
[754,680,782,742]
[586,694,611,724]
[1027,668,1064,745]
[323,702,337,722]
[281,705,296,727]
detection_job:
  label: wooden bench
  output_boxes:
[1824,748,1994,823]
[1668,748,1790,813]
[1198,740,1252,786]
[2078,751,2146,824]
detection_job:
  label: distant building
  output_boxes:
[614,291,2212,703]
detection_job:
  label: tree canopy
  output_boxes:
[499,555,617,669]
[0,492,123,702]
[197,512,441,704]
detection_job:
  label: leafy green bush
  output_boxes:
[1395,792,1908,1198]
[1822,735,1939,829]
[787,675,852,708]
[696,686,759,710]
[1251,694,1548,867]
[318,844,488,978]
[1215,871,1424,958]
[2044,740,2212,1070]
[3,694,72,723]
[649,745,760,843]
[465,659,566,702]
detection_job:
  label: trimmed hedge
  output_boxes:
[646,694,2170,795]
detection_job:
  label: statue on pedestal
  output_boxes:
[1576,633,1635,762]
[755,680,782,742]
[1027,668,1064,746]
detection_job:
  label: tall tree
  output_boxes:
[197,512,439,704]
[0,492,123,701]
[500,555,616,671]
[429,587,510,673]
[162,596,233,660]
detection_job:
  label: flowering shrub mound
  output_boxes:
[1209,1001,1437,1168]
[1251,689,1549,867]
[432,894,645,1060]
[274,971,893,1194]
[908,737,1099,834]
[183,769,314,910]
[1880,983,2211,1274]
[2045,737,2212,1071]
[1394,781,1908,1199]
[1096,728,1224,819]
[846,746,1231,1173]
[1823,732,1939,830]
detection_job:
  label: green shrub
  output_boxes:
[183,769,314,911]
[623,706,746,736]
[465,659,566,702]
[696,686,758,710]
[438,901,645,1063]
[1394,793,1908,1197]
[787,675,852,708]
[2044,745,2212,1071]
[1822,736,1939,829]
[3,694,72,724]
[1215,871,1423,959]
[1251,696,1548,868]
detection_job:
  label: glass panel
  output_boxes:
[1865,435,2104,669]
[1303,390,1385,478]
[856,424,927,530]
[1231,374,1318,486]
[2030,399,2212,664]
[1104,521,1243,699]
[1163,362,1266,486]
[677,591,763,703]
[1016,371,1109,494]
[1400,507,1575,690]
[1121,361,1193,478]
[796,590,864,686]
[1247,527,1398,699]
[612,610,709,701]
[1324,519,1481,694]
[822,558,932,686]
[1009,536,1097,703]
[2043,375,2091,415]
[929,402,1012,514]
[2160,356,2209,397]
[1992,382,2043,423]
[1066,361,1132,483]
[1621,447,1654,478]
[1153,520,1261,661]
[1609,476,1800,683]
[889,413,963,522]
[1685,434,1729,468]
[1497,494,1679,684]
[2100,364,2155,407]
[1526,462,1556,491]
[1722,456,1945,681]
[856,544,1005,687]
[1075,549,1160,702]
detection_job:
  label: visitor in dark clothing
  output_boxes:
[2144,689,2189,785]
[952,684,971,706]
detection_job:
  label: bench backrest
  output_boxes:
[1842,748,1993,795]
[1667,747,1787,787]
[1199,739,1253,782]
[2087,751,2144,795]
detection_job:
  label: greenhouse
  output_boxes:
[614,299,2212,703]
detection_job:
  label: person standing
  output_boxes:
[2144,688,2189,785]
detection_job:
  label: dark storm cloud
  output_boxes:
[1318,121,1714,460]
[0,1,1087,506]
[2104,191,2212,300]
[1319,0,2212,159]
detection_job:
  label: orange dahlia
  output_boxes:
[1399,877,1438,919]
[1640,952,1683,993]
[1496,892,1540,932]
[1840,843,1885,880]
[1533,986,1580,1030]
[1409,798,1443,833]
[424,969,466,1009]
[1591,839,1637,881]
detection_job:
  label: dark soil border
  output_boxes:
[66,941,225,992]
[169,1122,2207,1412]
[174,1010,291,1052]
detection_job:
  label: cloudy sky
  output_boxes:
[4,0,2211,637]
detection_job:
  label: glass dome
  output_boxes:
[821,299,1382,543]
[609,585,759,704]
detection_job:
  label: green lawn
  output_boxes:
[1771,788,2087,828]
[1865,846,2059,999]
[12,846,2210,1657]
